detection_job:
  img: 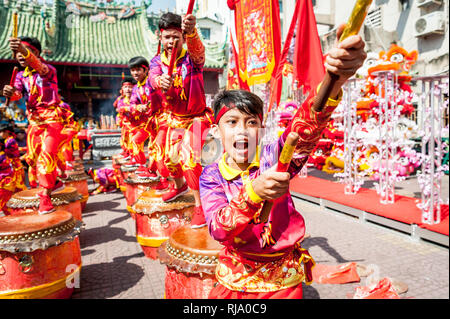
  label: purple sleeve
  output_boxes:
[200,164,263,243]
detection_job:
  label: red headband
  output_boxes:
[215,104,263,124]
[21,41,40,54]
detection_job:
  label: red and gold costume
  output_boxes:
[57,102,80,171]
[149,28,213,191]
[9,49,66,190]
[128,77,157,170]
[0,144,15,214]
[113,89,133,158]
[200,87,343,298]
[4,135,26,192]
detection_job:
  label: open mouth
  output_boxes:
[233,140,248,150]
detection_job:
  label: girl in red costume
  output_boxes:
[2,37,65,214]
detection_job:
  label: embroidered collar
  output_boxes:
[137,75,148,88]
[218,147,260,181]
[23,67,36,77]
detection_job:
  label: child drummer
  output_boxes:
[149,12,213,226]
[2,37,66,214]
[200,25,367,299]
[113,78,135,161]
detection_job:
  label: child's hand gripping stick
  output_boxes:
[3,66,18,108]
[259,131,300,223]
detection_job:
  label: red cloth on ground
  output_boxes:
[312,262,360,284]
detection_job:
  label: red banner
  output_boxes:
[226,32,249,90]
[233,0,281,86]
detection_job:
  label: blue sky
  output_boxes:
[147,0,176,12]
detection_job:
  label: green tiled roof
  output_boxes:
[0,0,225,69]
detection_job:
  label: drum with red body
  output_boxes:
[0,210,82,299]
[62,170,89,211]
[124,173,160,219]
[132,190,193,260]
[6,187,83,222]
[112,154,127,192]
[158,225,223,299]
[119,165,138,194]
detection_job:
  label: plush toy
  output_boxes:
[356,44,418,121]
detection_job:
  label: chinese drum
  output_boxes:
[0,210,82,299]
[158,225,223,299]
[6,187,83,222]
[61,170,89,211]
[112,154,129,168]
[112,154,127,192]
[124,173,160,219]
[132,189,194,260]
[119,165,138,193]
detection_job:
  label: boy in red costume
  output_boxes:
[2,37,65,214]
[149,12,213,226]
[125,57,160,180]
[113,79,135,160]
[200,24,366,299]
[0,124,26,192]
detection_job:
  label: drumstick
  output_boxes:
[168,39,178,77]
[312,0,373,112]
[187,0,195,15]
[12,12,18,38]
[3,66,18,108]
[259,131,300,223]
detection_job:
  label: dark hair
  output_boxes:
[212,90,264,122]
[158,12,182,30]
[19,36,42,54]
[128,56,149,70]
[0,124,14,133]
[14,128,26,135]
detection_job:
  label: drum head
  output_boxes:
[7,187,81,209]
[62,169,89,182]
[158,225,223,275]
[132,190,195,215]
[0,210,73,237]
[124,172,159,185]
[0,210,82,253]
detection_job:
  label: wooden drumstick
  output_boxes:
[12,12,18,38]
[3,66,18,108]
[312,0,373,112]
[259,131,300,223]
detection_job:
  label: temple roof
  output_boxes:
[0,0,226,70]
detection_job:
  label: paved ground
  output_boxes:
[70,166,449,299]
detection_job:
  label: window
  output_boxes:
[200,27,211,40]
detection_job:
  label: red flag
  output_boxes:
[293,0,325,94]
[268,0,302,111]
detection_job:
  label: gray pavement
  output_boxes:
[71,174,449,299]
